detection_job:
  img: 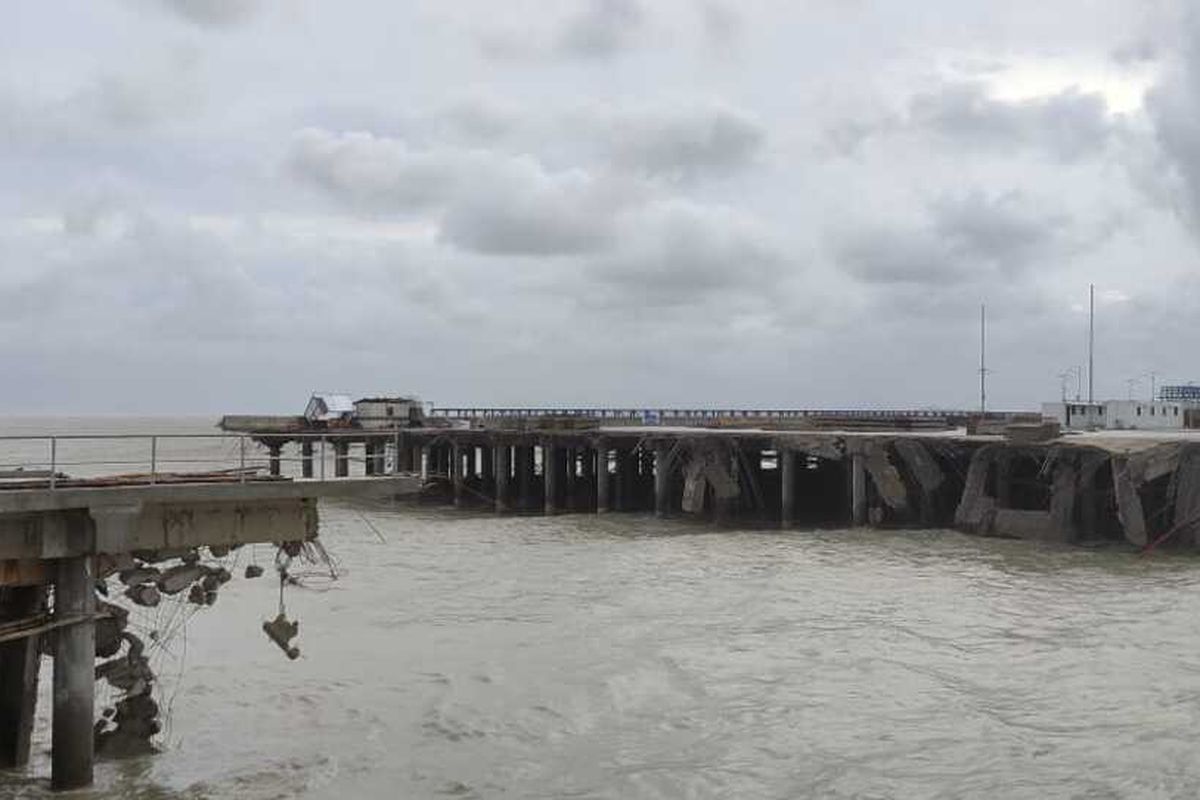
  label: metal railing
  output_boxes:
[0,432,419,491]
[428,406,988,421]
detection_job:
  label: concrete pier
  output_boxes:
[301,440,314,478]
[851,452,867,526]
[334,441,350,478]
[51,555,95,791]
[780,449,796,528]
[452,442,465,507]
[544,444,559,515]
[654,443,670,517]
[494,444,510,513]
[516,446,534,510]
[0,586,44,769]
[596,440,610,513]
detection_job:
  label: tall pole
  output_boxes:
[979,304,987,414]
[1088,283,1095,404]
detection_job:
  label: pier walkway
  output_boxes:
[0,431,417,791]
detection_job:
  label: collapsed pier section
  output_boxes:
[394,425,1200,551]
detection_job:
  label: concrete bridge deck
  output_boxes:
[0,431,419,791]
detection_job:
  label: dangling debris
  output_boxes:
[263,614,300,660]
[124,583,161,608]
[156,563,205,595]
[117,566,160,587]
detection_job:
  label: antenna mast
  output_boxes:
[1088,284,1095,404]
[979,303,987,414]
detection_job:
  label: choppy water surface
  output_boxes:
[4,419,1200,799]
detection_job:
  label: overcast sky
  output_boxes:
[2,0,1198,414]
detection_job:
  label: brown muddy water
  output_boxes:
[2,418,1200,799]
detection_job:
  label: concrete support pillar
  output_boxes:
[654,442,671,517]
[481,446,494,488]
[301,440,314,478]
[544,444,559,515]
[0,586,45,768]
[613,447,628,511]
[494,445,510,513]
[364,441,376,476]
[452,443,465,507]
[996,451,1013,509]
[52,556,95,791]
[516,446,534,510]
[780,449,796,528]
[596,440,610,513]
[334,441,350,478]
[420,445,430,481]
[851,452,867,526]
[268,443,282,477]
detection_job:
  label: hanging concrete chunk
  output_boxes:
[1047,455,1078,543]
[955,446,996,533]
[681,459,706,515]
[156,564,205,595]
[893,439,945,493]
[1112,456,1148,547]
[863,444,909,512]
[123,584,161,608]
[117,566,159,587]
[1128,443,1182,485]
[1172,445,1200,547]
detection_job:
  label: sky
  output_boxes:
[2,0,1199,414]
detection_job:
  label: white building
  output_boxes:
[353,396,424,429]
[1042,402,1106,431]
[1104,400,1190,430]
[1043,399,1200,431]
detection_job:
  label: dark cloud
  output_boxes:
[584,201,787,308]
[158,0,260,27]
[837,191,1071,285]
[909,82,1114,160]
[1144,15,1200,234]
[557,0,643,58]
[287,128,643,255]
[603,104,765,178]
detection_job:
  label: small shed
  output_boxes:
[304,393,355,424]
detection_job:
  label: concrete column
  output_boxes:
[495,445,510,513]
[301,440,314,478]
[480,446,494,489]
[996,451,1013,509]
[52,555,95,791]
[612,447,627,511]
[364,441,376,476]
[268,443,282,477]
[334,441,350,478]
[517,446,534,510]
[544,443,559,515]
[780,449,796,528]
[420,445,430,481]
[596,440,610,513]
[851,452,867,526]
[452,442,465,507]
[0,586,44,768]
[375,439,387,474]
[654,442,671,517]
